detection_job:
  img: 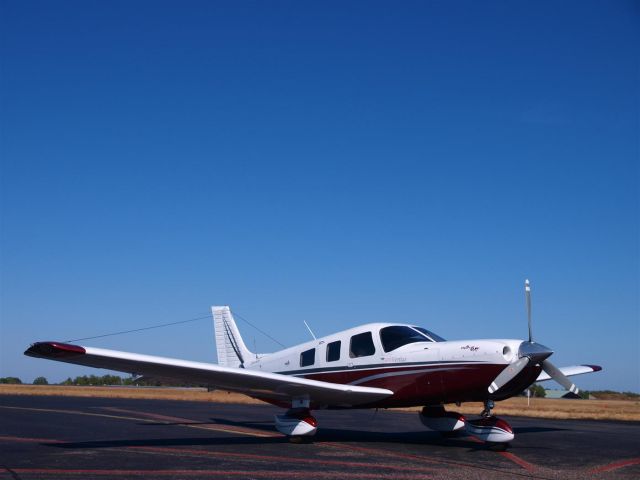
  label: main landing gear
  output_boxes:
[419,405,465,435]
[420,400,514,447]
[274,397,317,441]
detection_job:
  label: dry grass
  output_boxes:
[2,385,639,421]
[399,396,640,421]
[0,384,264,404]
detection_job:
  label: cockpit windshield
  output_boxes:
[379,325,445,353]
[412,326,446,343]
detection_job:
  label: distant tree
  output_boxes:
[587,390,640,401]
[51,373,203,388]
[102,374,123,386]
[529,384,546,398]
[59,374,132,386]
[33,376,49,385]
[0,377,23,384]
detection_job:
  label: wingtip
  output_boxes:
[583,364,603,373]
[24,342,86,358]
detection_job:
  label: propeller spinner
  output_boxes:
[488,280,582,396]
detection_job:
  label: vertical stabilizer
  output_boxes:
[212,306,253,368]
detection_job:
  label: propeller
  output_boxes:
[488,357,530,394]
[541,359,580,395]
[487,280,581,396]
[525,279,532,342]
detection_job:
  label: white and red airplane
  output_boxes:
[25,281,601,445]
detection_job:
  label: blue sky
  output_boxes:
[1,1,638,392]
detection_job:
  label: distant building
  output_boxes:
[544,389,581,399]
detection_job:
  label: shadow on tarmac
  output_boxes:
[45,428,543,453]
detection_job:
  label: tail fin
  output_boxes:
[212,306,253,368]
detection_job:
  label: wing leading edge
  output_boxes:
[24,342,393,407]
[535,364,602,382]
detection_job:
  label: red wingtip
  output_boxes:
[583,364,603,372]
[24,342,86,358]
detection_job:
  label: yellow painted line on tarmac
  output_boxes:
[0,405,277,438]
[0,405,153,423]
[102,406,281,438]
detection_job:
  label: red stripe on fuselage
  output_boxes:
[302,362,507,407]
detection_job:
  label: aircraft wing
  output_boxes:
[535,364,602,382]
[24,342,393,407]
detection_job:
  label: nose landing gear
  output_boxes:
[465,399,514,446]
[480,399,495,418]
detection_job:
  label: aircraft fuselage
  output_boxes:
[243,323,537,408]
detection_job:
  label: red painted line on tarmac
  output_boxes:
[129,445,435,475]
[325,443,464,468]
[327,441,538,478]
[467,435,535,472]
[2,431,430,475]
[9,468,430,479]
[588,457,640,473]
[0,432,433,475]
[495,451,535,472]
[0,435,62,443]
[0,433,434,477]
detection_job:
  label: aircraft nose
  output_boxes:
[518,341,553,363]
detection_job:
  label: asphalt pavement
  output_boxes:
[1,395,638,479]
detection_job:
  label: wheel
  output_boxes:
[288,435,313,444]
[488,441,510,452]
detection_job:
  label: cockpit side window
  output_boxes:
[380,326,436,353]
[349,332,376,358]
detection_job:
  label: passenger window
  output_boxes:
[300,348,315,367]
[326,341,341,362]
[349,332,375,358]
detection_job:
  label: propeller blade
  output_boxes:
[525,279,532,342]
[542,359,580,395]
[488,357,530,394]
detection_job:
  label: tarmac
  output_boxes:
[1,394,638,479]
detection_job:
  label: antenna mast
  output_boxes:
[303,320,317,340]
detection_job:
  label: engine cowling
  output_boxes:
[419,405,466,432]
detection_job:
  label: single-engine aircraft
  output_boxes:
[25,281,601,445]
